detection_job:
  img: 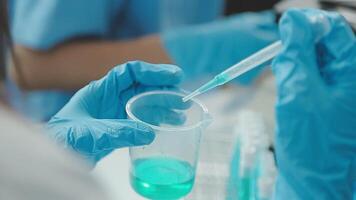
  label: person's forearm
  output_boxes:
[10,35,171,90]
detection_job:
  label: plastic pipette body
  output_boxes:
[182,40,282,102]
[217,40,282,83]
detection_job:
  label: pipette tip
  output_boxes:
[182,91,200,102]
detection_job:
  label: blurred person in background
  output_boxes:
[6,0,280,121]
[7,0,355,122]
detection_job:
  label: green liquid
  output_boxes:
[130,157,195,200]
[238,177,252,200]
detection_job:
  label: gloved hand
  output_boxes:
[47,61,184,165]
[162,11,279,85]
[272,9,356,199]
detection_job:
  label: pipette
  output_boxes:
[182,40,283,102]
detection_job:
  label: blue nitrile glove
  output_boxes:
[272,9,356,199]
[47,61,184,164]
[162,11,279,85]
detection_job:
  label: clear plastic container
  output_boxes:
[126,90,211,200]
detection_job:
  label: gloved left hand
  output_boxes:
[47,61,184,164]
[162,11,279,85]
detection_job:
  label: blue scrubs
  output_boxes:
[8,0,224,121]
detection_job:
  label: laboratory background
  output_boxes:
[0,0,355,200]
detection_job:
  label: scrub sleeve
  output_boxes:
[8,0,121,121]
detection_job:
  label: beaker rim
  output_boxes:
[126,90,210,133]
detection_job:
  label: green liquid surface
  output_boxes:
[130,157,195,200]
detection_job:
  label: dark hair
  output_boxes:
[0,0,25,87]
[0,0,9,81]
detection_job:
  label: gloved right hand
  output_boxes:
[272,9,356,199]
[162,11,279,85]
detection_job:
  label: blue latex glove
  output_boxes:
[162,11,279,85]
[272,9,356,199]
[47,61,184,164]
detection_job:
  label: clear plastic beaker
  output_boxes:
[126,90,211,200]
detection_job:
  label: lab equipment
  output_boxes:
[47,61,183,164]
[237,111,265,200]
[182,40,282,102]
[163,11,279,85]
[257,151,277,200]
[126,90,211,199]
[238,149,258,200]
[273,9,356,199]
[227,110,269,200]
